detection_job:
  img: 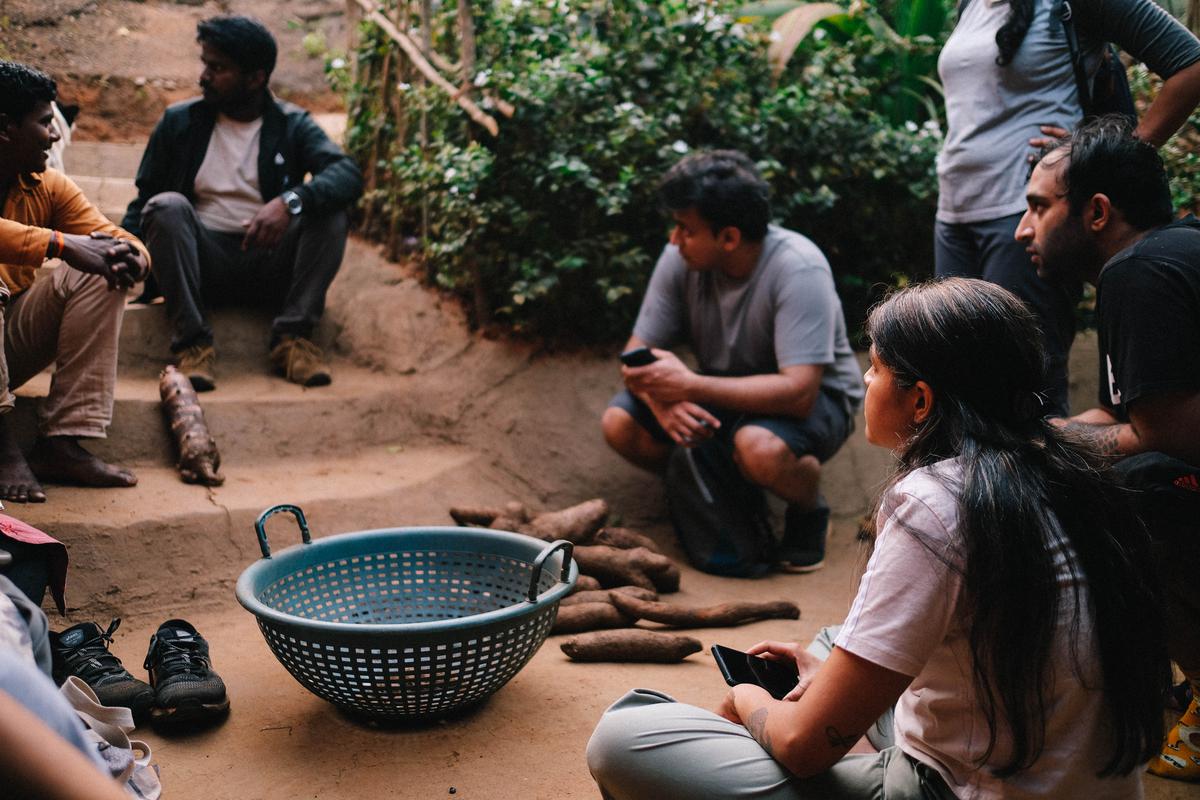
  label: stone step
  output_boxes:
[70,175,137,223]
[12,358,423,466]
[63,141,145,182]
[115,303,338,373]
[13,443,492,617]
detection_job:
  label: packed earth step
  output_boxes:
[14,444,493,616]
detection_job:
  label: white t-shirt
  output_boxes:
[835,461,1141,800]
[194,114,265,234]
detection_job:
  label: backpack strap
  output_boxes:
[1059,0,1095,115]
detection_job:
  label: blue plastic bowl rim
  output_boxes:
[234,525,578,637]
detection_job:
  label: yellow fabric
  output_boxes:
[0,169,150,297]
[1148,694,1200,782]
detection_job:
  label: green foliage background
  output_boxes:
[339,0,945,341]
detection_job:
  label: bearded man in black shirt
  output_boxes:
[1017,116,1200,783]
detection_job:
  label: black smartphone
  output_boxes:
[711,644,799,700]
[619,347,658,367]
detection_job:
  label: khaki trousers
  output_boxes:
[0,266,125,438]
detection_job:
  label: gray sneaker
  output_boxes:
[144,619,229,727]
[51,619,154,721]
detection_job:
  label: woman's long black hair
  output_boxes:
[994,0,1035,65]
[866,278,1170,777]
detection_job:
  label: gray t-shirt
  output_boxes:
[937,0,1200,225]
[632,225,865,411]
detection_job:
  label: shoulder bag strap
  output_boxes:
[1060,0,1095,115]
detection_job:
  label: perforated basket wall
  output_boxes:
[236,526,575,721]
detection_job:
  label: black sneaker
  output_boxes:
[778,499,830,573]
[144,619,229,726]
[51,619,154,721]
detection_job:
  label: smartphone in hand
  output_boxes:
[711,644,800,700]
[619,347,657,367]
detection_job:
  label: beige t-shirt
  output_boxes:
[836,461,1141,800]
[194,114,264,234]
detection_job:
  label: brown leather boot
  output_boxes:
[269,336,332,387]
[176,344,216,392]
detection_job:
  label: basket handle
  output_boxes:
[526,539,573,602]
[254,504,312,559]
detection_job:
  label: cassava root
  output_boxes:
[560,630,702,663]
[609,595,799,628]
[159,366,223,486]
[551,603,634,634]
[559,586,658,607]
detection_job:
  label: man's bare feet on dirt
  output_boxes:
[0,421,46,503]
[27,436,137,490]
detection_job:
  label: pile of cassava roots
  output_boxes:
[448,499,799,664]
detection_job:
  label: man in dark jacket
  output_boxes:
[123,15,363,389]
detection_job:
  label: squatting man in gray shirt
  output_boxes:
[602,151,863,573]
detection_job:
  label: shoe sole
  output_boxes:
[186,374,216,392]
[151,696,230,726]
[778,559,825,574]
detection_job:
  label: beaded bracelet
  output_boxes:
[46,230,65,259]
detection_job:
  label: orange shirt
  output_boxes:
[0,169,150,298]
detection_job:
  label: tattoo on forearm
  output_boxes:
[825,725,859,749]
[747,708,773,756]
[1061,421,1122,457]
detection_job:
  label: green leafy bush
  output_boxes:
[1130,63,1200,215]
[344,0,942,340]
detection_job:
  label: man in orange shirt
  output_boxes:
[0,61,148,502]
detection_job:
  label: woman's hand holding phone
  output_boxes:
[745,640,826,701]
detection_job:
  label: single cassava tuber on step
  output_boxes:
[560,630,703,663]
[609,595,799,628]
[159,366,223,486]
[550,603,635,634]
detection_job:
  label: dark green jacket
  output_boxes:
[122,94,363,237]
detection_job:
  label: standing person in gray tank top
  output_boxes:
[935,0,1200,414]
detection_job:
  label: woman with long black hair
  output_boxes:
[587,278,1170,799]
[935,0,1200,415]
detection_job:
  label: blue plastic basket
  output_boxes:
[235,505,577,721]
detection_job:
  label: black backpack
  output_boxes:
[664,438,775,577]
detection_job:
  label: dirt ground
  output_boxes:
[4,4,1194,798]
[2,0,345,141]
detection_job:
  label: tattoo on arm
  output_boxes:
[1061,421,1123,457]
[825,725,859,749]
[747,708,773,756]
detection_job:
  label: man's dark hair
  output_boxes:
[1039,115,1173,231]
[197,15,278,78]
[0,61,57,121]
[658,150,770,242]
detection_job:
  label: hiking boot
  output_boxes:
[51,619,154,721]
[176,344,216,392]
[778,498,830,573]
[269,336,332,387]
[144,619,229,726]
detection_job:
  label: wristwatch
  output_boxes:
[281,190,303,216]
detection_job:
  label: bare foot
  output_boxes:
[26,436,137,489]
[0,419,46,503]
